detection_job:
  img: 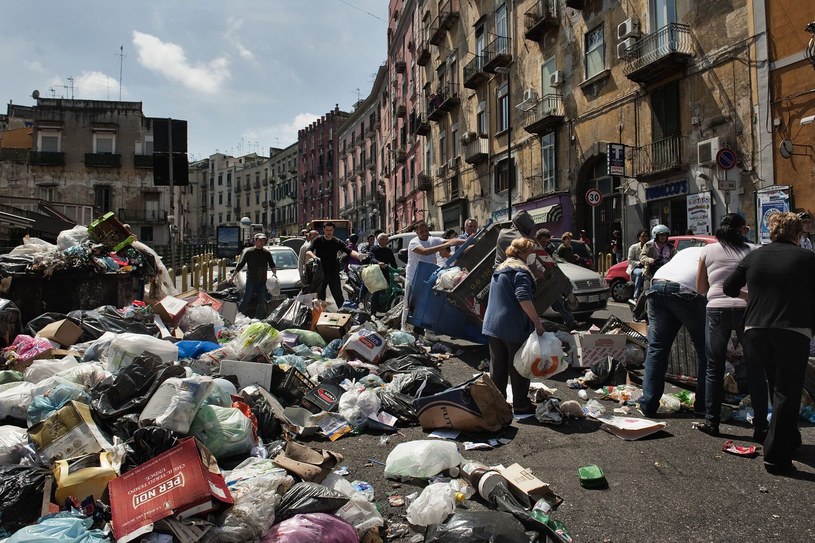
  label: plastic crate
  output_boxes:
[599,315,647,347]
[88,212,136,251]
[271,366,314,404]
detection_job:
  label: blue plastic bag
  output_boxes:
[27,384,90,426]
[176,340,221,359]
[5,511,110,542]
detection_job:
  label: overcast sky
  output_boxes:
[1,0,387,160]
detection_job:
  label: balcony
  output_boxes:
[413,112,431,136]
[396,194,407,204]
[482,36,512,73]
[117,209,167,223]
[85,153,121,168]
[395,59,406,73]
[417,171,433,192]
[463,56,489,89]
[366,158,376,171]
[524,0,559,42]
[634,136,686,180]
[395,104,407,118]
[522,94,565,135]
[427,83,460,122]
[235,183,242,193]
[395,148,407,164]
[428,0,459,46]
[464,137,489,165]
[28,151,65,166]
[416,40,431,66]
[133,154,153,169]
[623,23,694,84]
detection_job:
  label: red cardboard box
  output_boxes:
[108,438,233,543]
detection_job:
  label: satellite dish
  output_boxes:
[779,139,793,159]
[31,90,40,99]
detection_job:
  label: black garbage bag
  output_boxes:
[266,298,295,329]
[274,482,349,523]
[301,259,324,295]
[378,354,439,377]
[339,307,370,326]
[488,482,569,542]
[208,286,241,303]
[110,413,141,441]
[121,426,180,473]
[68,305,160,339]
[244,393,282,443]
[376,390,418,426]
[0,298,21,349]
[270,298,310,330]
[90,353,186,420]
[379,356,451,398]
[0,465,51,532]
[379,338,427,363]
[424,510,530,543]
[317,363,370,384]
[24,312,84,339]
[184,323,219,343]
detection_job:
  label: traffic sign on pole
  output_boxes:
[716,148,737,170]
[585,188,603,207]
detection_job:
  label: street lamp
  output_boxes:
[240,216,251,245]
[494,66,512,221]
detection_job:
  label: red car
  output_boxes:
[605,235,717,302]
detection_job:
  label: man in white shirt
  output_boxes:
[638,246,708,418]
[402,221,465,330]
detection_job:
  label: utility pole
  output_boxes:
[116,45,126,101]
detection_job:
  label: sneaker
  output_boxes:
[694,422,720,437]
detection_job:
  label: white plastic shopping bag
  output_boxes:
[513,331,567,379]
[361,264,388,293]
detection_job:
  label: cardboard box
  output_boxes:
[191,291,223,312]
[108,438,233,543]
[574,333,627,368]
[594,414,667,441]
[152,295,188,323]
[35,319,83,348]
[316,312,352,340]
[498,463,560,508]
[28,401,112,462]
[220,359,274,390]
[219,301,238,326]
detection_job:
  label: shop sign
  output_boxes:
[686,192,712,235]
[607,143,626,176]
[645,179,688,202]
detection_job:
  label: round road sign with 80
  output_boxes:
[585,188,603,207]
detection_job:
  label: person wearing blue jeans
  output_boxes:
[232,233,277,319]
[638,247,707,417]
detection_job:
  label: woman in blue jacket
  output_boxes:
[482,237,544,415]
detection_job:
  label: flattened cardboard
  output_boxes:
[108,438,233,543]
[594,414,667,441]
[28,401,112,462]
[498,462,560,508]
[191,291,223,312]
[35,319,83,348]
[220,359,274,390]
[315,312,352,340]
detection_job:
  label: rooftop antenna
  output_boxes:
[64,76,75,99]
[115,45,126,100]
[49,87,56,97]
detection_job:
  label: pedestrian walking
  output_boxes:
[482,237,544,416]
[637,246,707,418]
[627,230,650,300]
[305,222,363,308]
[231,233,277,318]
[694,213,767,439]
[723,211,815,474]
[298,230,319,285]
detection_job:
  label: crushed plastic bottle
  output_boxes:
[583,399,605,418]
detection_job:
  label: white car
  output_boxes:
[233,245,301,298]
[544,259,610,320]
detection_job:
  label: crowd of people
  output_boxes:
[234,210,812,475]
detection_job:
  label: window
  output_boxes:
[495,4,508,39]
[246,193,250,206]
[541,132,556,194]
[39,131,60,152]
[226,213,232,222]
[143,137,154,155]
[477,101,487,136]
[451,121,459,159]
[255,191,260,205]
[494,158,514,193]
[40,185,56,201]
[585,24,605,80]
[439,129,447,165]
[94,186,111,210]
[218,174,223,186]
[218,213,223,223]
[218,192,223,205]
[93,133,115,154]
[497,80,509,133]
[139,226,154,242]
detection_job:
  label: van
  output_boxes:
[387,231,445,267]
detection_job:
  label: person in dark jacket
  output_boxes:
[482,237,544,415]
[305,222,363,308]
[723,211,815,474]
[231,233,277,318]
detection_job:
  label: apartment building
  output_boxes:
[338,66,387,236]
[268,143,299,237]
[298,106,349,227]
[0,98,185,245]
[397,0,761,250]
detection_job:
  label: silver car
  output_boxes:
[233,245,301,298]
[544,258,610,320]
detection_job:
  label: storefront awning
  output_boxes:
[528,204,562,224]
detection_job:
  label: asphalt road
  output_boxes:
[316,301,815,543]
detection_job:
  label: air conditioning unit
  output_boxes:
[550,71,565,87]
[617,38,637,60]
[617,17,641,40]
[522,88,538,103]
[437,164,448,177]
[697,137,723,165]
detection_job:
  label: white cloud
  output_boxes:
[131,30,229,94]
[74,71,122,100]
[22,60,48,74]
[248,112,320,149]
[225,17,255,62]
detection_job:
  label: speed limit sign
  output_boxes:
[585,188,603,207]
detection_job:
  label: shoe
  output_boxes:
[513,404,538,415]
[695,423,720,437]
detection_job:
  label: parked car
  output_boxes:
[387,231,445,267]
[604,235,717,302]
[550,238,594,269]
[233,245,302,298]
[543,258,610,321]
